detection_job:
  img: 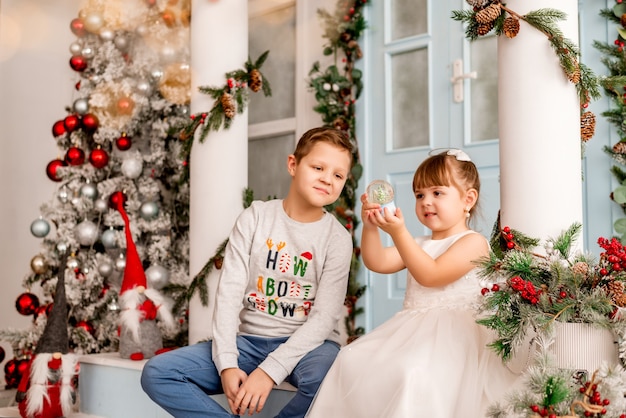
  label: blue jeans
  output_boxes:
[141,336,340,418]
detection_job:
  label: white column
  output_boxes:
[498,0,582,245]
[189,0,248,344]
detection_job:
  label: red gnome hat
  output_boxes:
[112,192,147,294]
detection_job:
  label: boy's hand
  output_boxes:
[221,368,248,415]
[233,368,275,416]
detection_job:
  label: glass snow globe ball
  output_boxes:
[366,180,396,215]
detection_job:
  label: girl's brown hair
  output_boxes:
[412,151,481,221]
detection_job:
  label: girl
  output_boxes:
[306,149,519,417]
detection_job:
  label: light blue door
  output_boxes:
[360,0,501,329]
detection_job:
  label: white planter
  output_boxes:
[549,322,619,373]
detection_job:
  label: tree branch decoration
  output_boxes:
[308,0,369,343]
[595,3,626,243]
[178,51,272,183]
[452,1,601,146]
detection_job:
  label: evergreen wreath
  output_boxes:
[308,0,369,342]
[451,1,601,147]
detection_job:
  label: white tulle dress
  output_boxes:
[305,231,521,418]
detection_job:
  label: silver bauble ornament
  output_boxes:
[146,265,170,290]
[67,256,80,270]
[150,68,163,81]
[99,28,114,41]
[58,186,69,203]
[30,218,50,238]
[115,254,126,271]
[101,229,117,249]
[75,220,99,246]
[94,198,108,213]
[56,242,68,254]
[73,98,89,115]
[69,42,82,55]
[30,254,48,274]
[81,46,95,59]
[80,182,98,200]
[108,300,120,312]
[113,35,129,51]
[135,79,152,96]
[121,157,143,179]
[140,201,159,220]
[97,261,113,277]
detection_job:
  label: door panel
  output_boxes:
[363,0,501,329]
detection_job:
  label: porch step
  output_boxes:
[78,352,296,418]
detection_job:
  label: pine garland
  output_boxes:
[596,4,626,243]
[308,0,369,342]
[452,1,601,144]
[178,51,272,183]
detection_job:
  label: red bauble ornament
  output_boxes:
[76,320,95,336]
[108,191,127,209]
[116,133,132,151]
[46,159,67,182]
[70,18,86,37]
[52,120,66,137]
[64,114,80,133]
[65,146,85,166]
[82,113,99,132]
[15,292,40,316]
[0,346,4,363]
[89,148,109,168]
[70,55,88,72]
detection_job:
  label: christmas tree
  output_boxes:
[1,0,192,389]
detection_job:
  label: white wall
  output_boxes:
[0,0,77,375]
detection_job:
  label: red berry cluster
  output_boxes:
[509,276,541,305]
[502,226,515,249]
[529,404,555,417]
[480,283,499,296]
[577,380,611,417]
[597,237,626,276]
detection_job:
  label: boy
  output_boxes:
[141,126,354,418]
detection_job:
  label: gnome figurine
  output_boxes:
[16,255,79,418]
[113,192,175,360]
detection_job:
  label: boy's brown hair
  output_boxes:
[293,127,354,165]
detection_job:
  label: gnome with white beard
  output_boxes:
[112,192,175,361]
[16,255,79,418]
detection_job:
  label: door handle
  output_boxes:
[450,59,477,103]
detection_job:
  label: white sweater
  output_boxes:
[212,199,353,384]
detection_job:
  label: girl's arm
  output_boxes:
[359,194,405,274]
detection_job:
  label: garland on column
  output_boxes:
[174,56,271,307]
[595,3,626,243]
[308,0,369,342]
[452,1,601,148]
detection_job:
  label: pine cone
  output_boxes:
[475,3,501,24]
[249,69,263,93]
[503,17,520,39]
[580,111,596,142]
[567,61,581,84]
[477,21,495,36]
[613,141,626,155]
[221,92,236,119]
[571,261,589,276]
[621,13,626,28]
[607,280,624,294]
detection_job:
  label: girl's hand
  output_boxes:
[370,206,405,236]
[360,193,381,227]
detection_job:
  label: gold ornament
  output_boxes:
[158,62,191,105]
[30,255,48,275]
[89,82,135,130]
[80,0,150,31]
